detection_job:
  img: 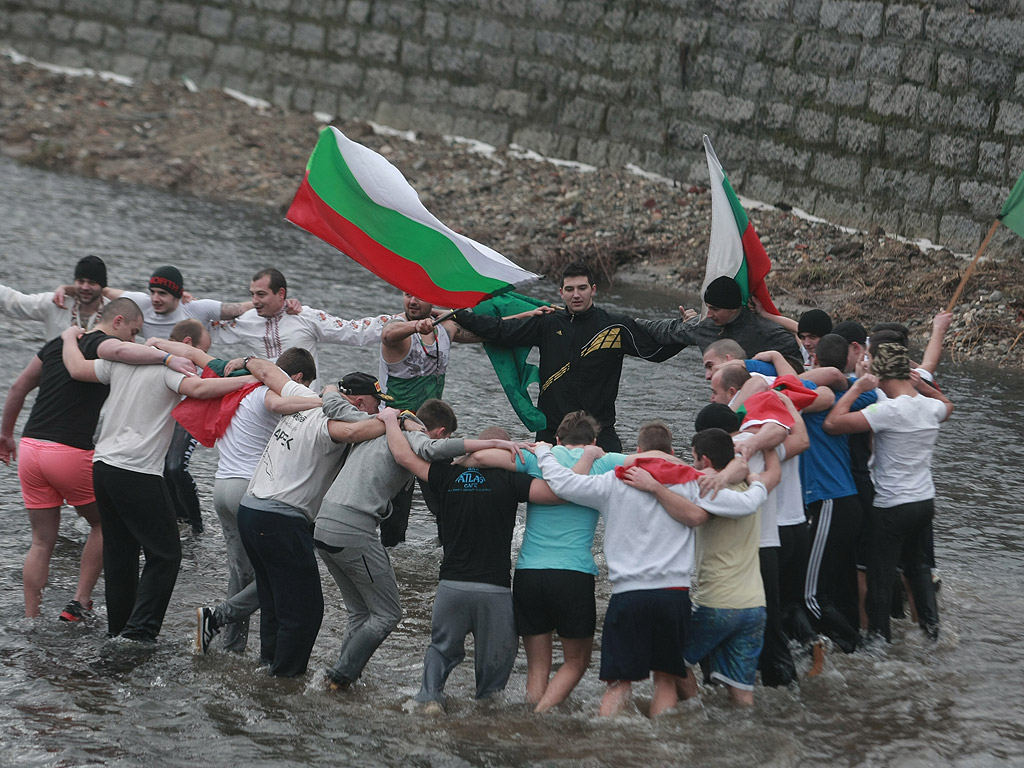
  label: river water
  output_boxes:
[1,157,1022,767]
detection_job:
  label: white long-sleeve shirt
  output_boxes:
[0,284,107,340]
[536,446,767,594]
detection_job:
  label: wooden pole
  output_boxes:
[945,219,1001,312]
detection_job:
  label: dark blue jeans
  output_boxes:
[93,461,182,642]
[238,505,324,677]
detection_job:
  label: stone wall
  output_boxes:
[2,0,1023,253]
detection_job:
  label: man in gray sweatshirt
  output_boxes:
[314,396,524,690]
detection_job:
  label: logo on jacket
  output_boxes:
[581,327,622,357]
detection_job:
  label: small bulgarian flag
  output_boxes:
[286,126,540,308]
[702,135,780,315]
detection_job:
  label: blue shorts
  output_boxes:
[685,605,766,691]
[599,588,690,682]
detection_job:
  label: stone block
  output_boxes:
[493,88,530,117]
[562,96,607,130]
[758,139,811,171]
[454,116,509,148]
[938,213,983,251]
[985,16,1024,59]
[515,59,560,85]
[930,134,975,170]
[168,33,215,59]
[292,22,325,52]
[145,59,173,80]
[292,86,314,112]
[264,20,291,47]
[11,11,47,38]
[124,27,168,56]
[926,7,984,48]
[292,0,325,16]
[72,20,105,44]
[812,153,862,189]
[423,10,446,39]
[864,166,931,205]
[936,52,967,90]
[971,58,1014,91]
[574,36,610,69]
[579,73,629,100]
[759,102,794,130]
[347,1,371,24]
[513,127,557,156]
[374,101,413,130]
[823,78,868,107]
[795,108,834,144]
[773,67,827,98]
[901,210,939,243]
[363,67,405,98]
[213,43,248,69]
[720,25,764,57]
[689,90,756,124]
[919,90,991,129]
[857,43,901,79]
[671,16,709,46]
[736,0,790,20]
[408,107,455,136]
[400,40,430,71]
[792,0,822,25]
[493,0,530,18]
[475,18,512,50]
[901,48,932,84]
[820,0,883,38]
[50,15,76,41]
[448,84,491,109]
[884,4,924,39]
[447,15,474,41]
[430,46,482,76]
[977,141,1006,180]
[234,15,264,42]
[796,38,859,71]
[325,61,366,89]
[112,53,150,79]
[883,126,927,160]
[606,140,642,168]
[482,54,515,83]
[51,45,86,69]
[867,82,918,116]
[160,2,198,29]
[837,116,880,153]
[929,174,955,208]
[328,26,357,52]
[577,136,610,166]
[198,7,233,38]
[529,0,563,22]
[959,180,1006,218]
[740,62,771,96]
[535,30,575,61]
[373,1,422,30]
[817,192,898,234]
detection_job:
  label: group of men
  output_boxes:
[1,255,953,715]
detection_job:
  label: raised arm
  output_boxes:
[0,356,43,464]
[920,310,953,375]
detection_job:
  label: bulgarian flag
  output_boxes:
[286,126,540,308]
[702,135,781,315]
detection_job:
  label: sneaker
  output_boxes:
[195,607,220,654]
[59,600,93,622]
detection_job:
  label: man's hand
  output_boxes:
[581,444,605,462]
[855,353,871,378]
[696,472,730,499]
[853,373,878,393]
[619,465,662,493]
[223,357,247,375]
[285,298,302,315]
[0,434,17,465]
[167,355,198,376]
[678,306,699,321]
[932,310,953,336]
[378,407,401,425]
[524,441,552,454]
[414,317,435,335]
[181,291,195,303]
[61,325,84,343]
[53,285,68,309]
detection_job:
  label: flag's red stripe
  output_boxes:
[286,174,492,308]
[741,222,780,315]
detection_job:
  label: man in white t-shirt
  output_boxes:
[824,332,953,643]
[60,321,257,644]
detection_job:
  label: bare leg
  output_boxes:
[650,671,681,717]
[903,573,919,624]
[24,507,61,617]
[523,633,552,706]
[599,680,632,717]
[72,502,102,607]
[534,636,593,712]
[675,668,699,700]
[727,685,754,707]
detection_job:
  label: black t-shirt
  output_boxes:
[23,331,115,450]
[427,461,532,588]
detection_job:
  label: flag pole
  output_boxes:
[945,218,1001,313]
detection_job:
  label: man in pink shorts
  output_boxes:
[1,297,195,620]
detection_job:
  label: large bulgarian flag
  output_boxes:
[702,135,780,315]
[286,126,540,307]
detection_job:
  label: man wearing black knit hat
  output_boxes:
[797,309,833,368]
[637,276,800,360]
[0,255,110,341]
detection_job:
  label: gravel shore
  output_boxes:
[2,54,1021,367]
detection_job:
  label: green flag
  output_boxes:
[999,169,1024,238]
[472,292,548,432]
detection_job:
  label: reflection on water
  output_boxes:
[1,158,1023,766]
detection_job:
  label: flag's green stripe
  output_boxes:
[306,132,509,294]
[734,259,751,304]
[1000,169,1024,239]
[722,173,750,232]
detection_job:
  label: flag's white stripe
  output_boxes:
[330,128,538,286]
[702,135,745,307]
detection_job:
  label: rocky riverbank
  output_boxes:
[2,54,1021,367]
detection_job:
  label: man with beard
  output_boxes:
[0,255,110,340]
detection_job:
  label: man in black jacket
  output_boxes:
[638,276,800,361]
[452,262,680,451]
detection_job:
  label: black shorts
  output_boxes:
[599,588,690,682]
[513,569,596,638]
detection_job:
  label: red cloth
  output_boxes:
[171,367,260,447]
[615,456,702,485]
[771,374,818,411]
